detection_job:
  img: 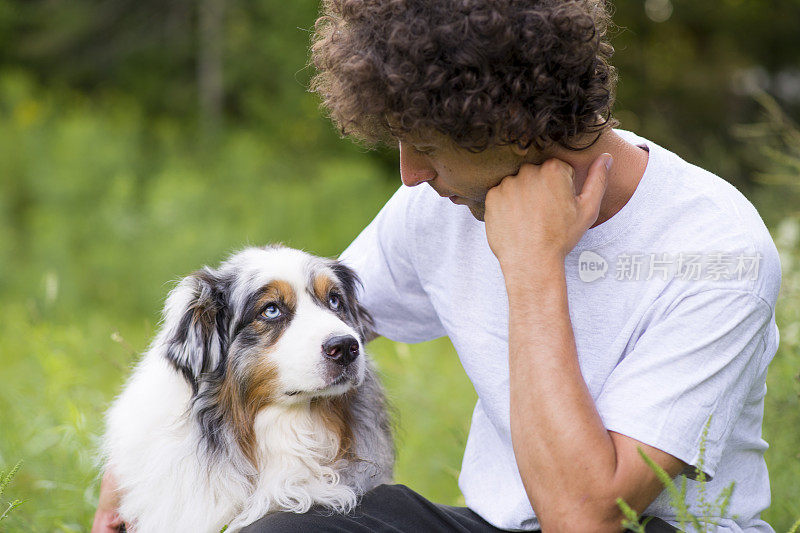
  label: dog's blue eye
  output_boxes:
[262,304,281,320]
[328,293,341,310]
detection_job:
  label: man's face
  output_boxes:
[398,133,538,221]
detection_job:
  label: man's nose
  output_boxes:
[399,142,436,187]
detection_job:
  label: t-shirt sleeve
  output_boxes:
[339,186,446,343]
[595,288,774,478]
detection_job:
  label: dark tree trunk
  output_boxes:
[197,0,225,136]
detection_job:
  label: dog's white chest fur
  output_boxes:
[234,408,359,528]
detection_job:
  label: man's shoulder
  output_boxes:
[615,129,781,307]
[618,129,767,240]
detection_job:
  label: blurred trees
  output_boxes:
[0,0,339,152]
[610,0,800,192]
[1,0,799,185]
[3,0,798,314]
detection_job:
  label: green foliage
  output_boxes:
[735,92,800,227]
[0,461,24,522]
[619,434,794,533]
[0,70,397,321]
[0,74,476,531]
[2,0,800,189]
[753,103,800,529]
[691,418,736,533]
[620,421,734,532]
[617,497,651,533]
[609,0,800,191]
[616,418,736,532]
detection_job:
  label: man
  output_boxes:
[94,1,780,531]
[282,0,778,531]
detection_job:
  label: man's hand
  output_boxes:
[91,468,124,533]
[484,154,612,274]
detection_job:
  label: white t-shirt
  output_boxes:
[340,130,781,532]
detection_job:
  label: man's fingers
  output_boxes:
[577,153,612,226]
[91,511,123,533]
[93,469,124,532]
[108,513,123,528]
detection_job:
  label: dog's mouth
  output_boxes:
[284,371,354,397]
[328,372,350,388]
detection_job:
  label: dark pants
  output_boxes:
[239,484,679,532]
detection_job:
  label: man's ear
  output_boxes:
[161,269,228,392]
[330,261,377,343]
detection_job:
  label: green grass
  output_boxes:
[0,461,24,523]
[618,420,736,533]
[0,73,798,531]
[0,72,477,531]
[763,217,800,529]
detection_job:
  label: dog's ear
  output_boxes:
[161,268,228,392]
[330,261,377,343]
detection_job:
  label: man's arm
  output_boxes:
[338,185,447,345]
[484,156,685,532]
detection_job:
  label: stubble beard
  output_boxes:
[467,201,486,222]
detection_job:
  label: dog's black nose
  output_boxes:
[322,335,360,366]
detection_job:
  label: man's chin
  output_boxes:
[467,202,486,222]
[447,195,485,221]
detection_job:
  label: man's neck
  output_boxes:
[533,130,649,228]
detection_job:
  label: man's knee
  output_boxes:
[237,485,406,532]
[238,510,330,533]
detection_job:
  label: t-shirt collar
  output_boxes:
[570,128,660,252]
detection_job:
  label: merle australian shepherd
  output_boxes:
[102,246,394,532]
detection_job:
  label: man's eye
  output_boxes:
[261,304,281,320]
[328,293,341,310]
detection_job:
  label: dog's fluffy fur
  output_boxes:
[102,246,394,532]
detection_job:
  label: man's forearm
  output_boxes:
[487,157,684,531]
[505,258,622,531]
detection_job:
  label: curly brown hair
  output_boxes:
[311,0,618,152]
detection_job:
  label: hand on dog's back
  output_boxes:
[91,469,124,532]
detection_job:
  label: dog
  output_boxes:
[102,245,394,532]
